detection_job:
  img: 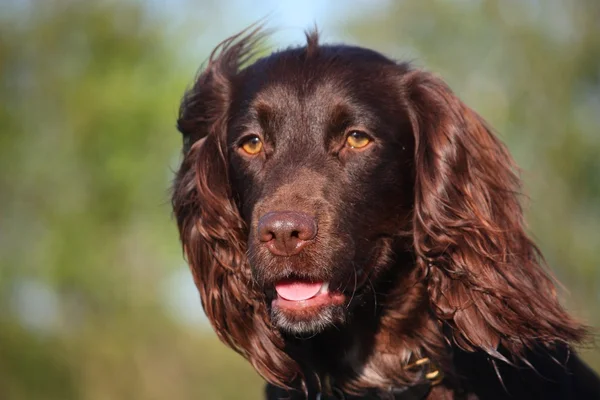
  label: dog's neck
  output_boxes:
[282,258,449,394]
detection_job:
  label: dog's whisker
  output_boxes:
[366,275,377,315]
[346,266,358,310]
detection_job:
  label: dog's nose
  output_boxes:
[258,211,317,256]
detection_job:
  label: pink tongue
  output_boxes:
[275,281,323,301]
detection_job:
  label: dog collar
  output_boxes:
[317,357,443,400]
[316,382,432,400]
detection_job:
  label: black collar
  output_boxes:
[315,357,443,400]
[315,381,433,400]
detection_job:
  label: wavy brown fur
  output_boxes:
[403,70,585,358]
[172,28,587,397]
[173,27,300,387]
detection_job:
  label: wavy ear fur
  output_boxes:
[172,27,298,387]
[403,70,586,360]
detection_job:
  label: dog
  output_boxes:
[172,27,600,399]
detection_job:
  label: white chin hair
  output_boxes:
[270,304,346,335]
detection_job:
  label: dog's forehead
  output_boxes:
[229,47,407,146]
[241,46,395,112]
[250,80,351,118]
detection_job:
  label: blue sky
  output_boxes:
[146,0,387,47]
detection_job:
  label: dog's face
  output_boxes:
[226,47,414,334]
[175,32,584,388]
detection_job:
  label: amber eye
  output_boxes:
[240,135,263,155]
[346,131,371,149]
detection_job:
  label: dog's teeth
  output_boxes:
[321,282,329,293]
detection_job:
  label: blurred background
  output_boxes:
[0,0,599,399]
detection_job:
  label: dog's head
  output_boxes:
[172,28,584,388]
[228,38,419,335]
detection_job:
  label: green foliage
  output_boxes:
[0,1,262,399]
[0,0,598,398]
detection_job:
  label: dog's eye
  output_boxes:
[240,135,263,155]
[346,131,371,149]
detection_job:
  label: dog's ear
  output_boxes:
[172,28,297,388]
[402,69,586,359]
[177,27,259,153]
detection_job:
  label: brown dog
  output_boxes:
[172,27,600,399]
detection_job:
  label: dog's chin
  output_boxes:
[270,293,348,336]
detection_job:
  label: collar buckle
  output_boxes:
[403,357,444,386]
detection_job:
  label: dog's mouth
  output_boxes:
[272,280,346,309]
[259,238,393,334]
[264,271,373,334]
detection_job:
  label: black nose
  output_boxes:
[257,211,317,256]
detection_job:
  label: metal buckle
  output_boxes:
[403,357,444,385]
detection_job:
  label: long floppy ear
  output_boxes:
[403,70,586,360]
[172,28,297,387]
